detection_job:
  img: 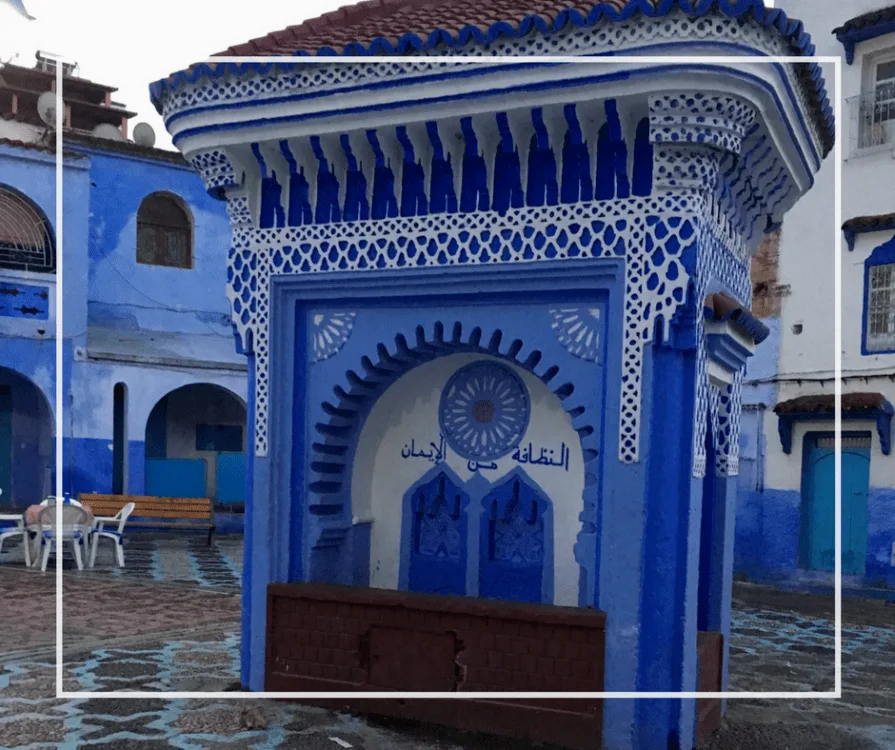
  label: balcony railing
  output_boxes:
[848,89,895,157]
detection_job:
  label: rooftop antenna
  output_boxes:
[36,90,58,145]
[132,122,156,148]
[37,90,57,125]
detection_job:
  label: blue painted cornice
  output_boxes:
[834,10,895,65]
[149,0,834,155]
[843,213,895,251]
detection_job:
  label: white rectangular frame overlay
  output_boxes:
[55,53,843,701]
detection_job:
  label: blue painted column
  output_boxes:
[634,333,700,750]
[241,352,259,688]
[597,279,644,750]
[706,473,738,700]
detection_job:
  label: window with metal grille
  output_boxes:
[0,186,56,273]
[874,58,895,123]
[867,262,895,352]
[136,193,192,269]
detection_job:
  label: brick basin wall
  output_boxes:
[696,631,724,745]
[266,582,606,749]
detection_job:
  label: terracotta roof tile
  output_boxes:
[833,3,895,35]
[842,212,895,233]
[215,0,710,56]
[149,1,834,158]
[841,212,895,250]
[774,393,890,415]
[0,137,85,159]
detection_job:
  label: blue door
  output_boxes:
[0,387,10,506]
[480,475,549,604]
[407,472,468,596]
[145,458,207,498]
[216,453,246,505]
[802,434,870,576]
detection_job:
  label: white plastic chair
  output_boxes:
[0,515,32,567]
[37,503,91,572]
[89,501,134,568]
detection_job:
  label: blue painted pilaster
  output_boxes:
[634,338,699,750]
[707,474,738,700]
[241,352,259,688]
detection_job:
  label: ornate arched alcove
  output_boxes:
[351,351,584,605]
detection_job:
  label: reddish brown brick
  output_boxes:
[495,634,513,652]
[267,583,606,747]
[554,658,572,678]
[750,228,781,318]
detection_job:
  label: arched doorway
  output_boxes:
[144,384,247,506]
[0,367,53,508]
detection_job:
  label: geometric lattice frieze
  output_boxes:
[692,213,750,478]
[230,191,712,459]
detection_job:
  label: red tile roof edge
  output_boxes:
[0,137,84,158]
[833,3,895,35]
[774,393,889,415]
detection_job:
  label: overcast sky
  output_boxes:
[1,0,777,151]
[0,0,347,149]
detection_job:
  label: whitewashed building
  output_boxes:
[737,0,895,592]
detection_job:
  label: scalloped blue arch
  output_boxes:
[307,321,596,516]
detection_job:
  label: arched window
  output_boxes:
[136,193,192,269]
[0,186,55,273]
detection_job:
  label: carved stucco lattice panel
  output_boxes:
[691,201,750,479]
[236,193,699,458]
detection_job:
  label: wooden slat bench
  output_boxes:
[78,494,216,545]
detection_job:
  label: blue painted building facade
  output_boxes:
[153,0,834,747]
[0,61,247,516]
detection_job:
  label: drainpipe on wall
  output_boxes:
[756,405,765,493]
[69,392,75,497]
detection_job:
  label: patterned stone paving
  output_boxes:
[722,585,895,748]
[1,534,894,749]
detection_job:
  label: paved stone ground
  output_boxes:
[1,534,894,749]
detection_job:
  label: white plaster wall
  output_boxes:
[773,1,895,378]
[352,353,585,606]
[70,360,247,442]
[756,1,895,496]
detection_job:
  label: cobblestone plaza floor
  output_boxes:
[0,534,893,749]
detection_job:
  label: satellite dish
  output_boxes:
[37,91,57,126]
[92,123,125,141]
[132,122,156,148]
